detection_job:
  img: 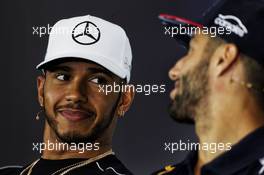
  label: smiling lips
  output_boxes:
[59,109,94,122]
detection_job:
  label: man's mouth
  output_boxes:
[58,108,94,122]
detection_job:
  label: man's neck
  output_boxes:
[41,143,112,160]
[194,97,264,175]
[41,124,112,160]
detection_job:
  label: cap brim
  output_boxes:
[36,53,128,81]
[158,14,203,48]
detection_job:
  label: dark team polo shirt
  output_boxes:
[153,126,264,175]
[0,155,133,175]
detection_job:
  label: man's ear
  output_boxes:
[116,85,135,117]
[214,43,238,77]
[37,75,45,107]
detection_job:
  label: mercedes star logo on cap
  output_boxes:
[72,21,101,45]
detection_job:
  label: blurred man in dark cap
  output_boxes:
[154,0,264,174]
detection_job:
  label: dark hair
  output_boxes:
[241,54,264,107]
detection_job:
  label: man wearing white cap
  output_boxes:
[1,14,134,175]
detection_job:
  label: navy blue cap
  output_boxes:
[159,0,264,67]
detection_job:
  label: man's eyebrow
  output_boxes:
[87,67,114,77]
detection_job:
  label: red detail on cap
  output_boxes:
[159,14,204,28]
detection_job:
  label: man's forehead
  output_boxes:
[190,33,210,45]
[190,35,199,44]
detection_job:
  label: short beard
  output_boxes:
[44,106,116,144]
[43,93,121,145]
[169,58,209,124]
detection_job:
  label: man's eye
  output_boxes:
[89,77,108,84]
[56,74,69,81]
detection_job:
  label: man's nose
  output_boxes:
[169,67,177,80]
[169,58,185,80]
[65,79,87,104]
[169,63,180,81]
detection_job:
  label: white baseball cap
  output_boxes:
[36,15,132,82]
